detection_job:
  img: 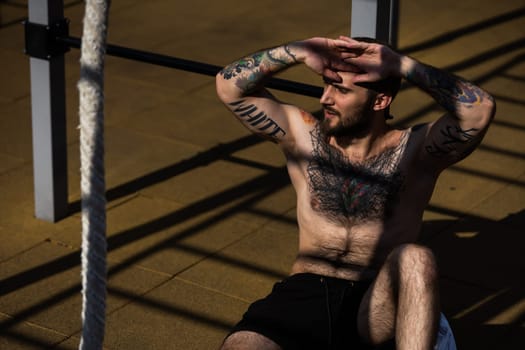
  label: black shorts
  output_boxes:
[228,273,374,350]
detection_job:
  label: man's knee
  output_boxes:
[389,243,439,284]
[220,331,281,350]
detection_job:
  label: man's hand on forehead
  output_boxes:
[333,35,402,84]
[297,37,364,83]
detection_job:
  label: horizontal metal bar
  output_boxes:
[57,36,323,98]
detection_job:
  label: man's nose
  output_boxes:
[320,85,334,105]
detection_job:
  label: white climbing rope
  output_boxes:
[78,0,110,349]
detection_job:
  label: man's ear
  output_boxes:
[373,93,393,112]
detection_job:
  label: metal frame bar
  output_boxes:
[57,36,324,98]
[28,0,68,222]
[351,0,399,47]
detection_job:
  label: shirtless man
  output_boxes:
[216,36,495,350]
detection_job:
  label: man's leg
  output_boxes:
[357,243,440,349]
[221,331,281,350]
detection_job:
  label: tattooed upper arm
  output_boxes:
[227,98,288,142]
[421,113,485,171]
[405,60,495,171]
[217,45,301,144]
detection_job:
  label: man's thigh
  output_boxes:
[357,243,440,346]
[357,254,397,345]
[221,331,281,350]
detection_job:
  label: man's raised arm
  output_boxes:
[340,36,496,170]
[400,54,496,169]
[216,38,357,143]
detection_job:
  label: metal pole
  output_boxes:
[28,0,68,222]
[351,0,399,48]
[57,35,324,98]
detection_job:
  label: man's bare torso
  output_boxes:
[284,111,439,281]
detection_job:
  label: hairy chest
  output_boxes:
[306,128,409,224]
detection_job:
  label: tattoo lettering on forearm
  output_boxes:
[229,100,286,139]
[425,125,478,158]
[219,45,298,93]
[407,65,486,113]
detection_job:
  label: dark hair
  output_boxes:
[351,37,402,108]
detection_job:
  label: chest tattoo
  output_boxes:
[307,126,408,224]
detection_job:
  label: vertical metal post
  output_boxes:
[351,0,399,48]
[28,0,68,222]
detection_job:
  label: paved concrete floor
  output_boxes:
[1,0,524,349]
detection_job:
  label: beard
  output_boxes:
[320,107,374,137]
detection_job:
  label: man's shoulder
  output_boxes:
[410,122,430,133]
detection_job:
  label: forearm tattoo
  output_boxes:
[229,100,286,140]
[219,45,298,94]
[406,64,487,113]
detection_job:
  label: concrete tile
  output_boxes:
[0,157,79,239]
[146,164,296,227]
[426,218,523,289]
[428,166,508,215]
[0,1,27,26]
[0,241,84,335]
[0,49,28,102]
[155,0,352,64]
[481,124,525,168]
[458,138,525,180]
[261,207,298,236]
[0,99,32,161]
[103,54,214,98]
[80,125,203,200]
[0,153,26,175]
[0,226,47,264]
[490,97,525,131]
[103,277,248,350]
[0,164,42,228]
[104,84,250,149]
[179,226,298,302]
[66,125,193,210]
[97,195,261,276]
[467,172,525,226]
[51,336,82,350]
[234,180,296,225]
[53,335,114,350]
[0,240,170,336]
[144,157,271,204]
[484,72,525,118]
[398,1,525,54]
[424,112,525,214]
[0,313,68,350]
[102,76,186,127]
[231,140,288,169]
